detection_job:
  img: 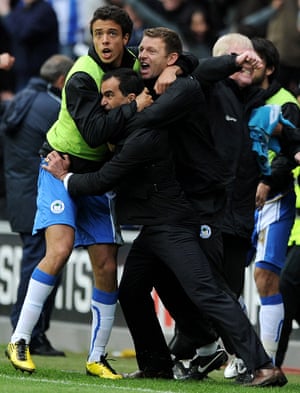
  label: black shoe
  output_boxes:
[274,367,288,387]
[185,346,228,380]
[236,367,284,387]
[235,370,254,384]
[124,368,173,379]
[30,334,65,357]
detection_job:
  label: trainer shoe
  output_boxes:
[172,359,189,380]
[224,356,246,379]
[185,346,228,380]
[5,339,36,374]
[86,354,123,379]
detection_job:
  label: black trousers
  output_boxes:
[166,231,250,356]
[222,233,251,298]
[118,223,270,373]
[155,221,228,355]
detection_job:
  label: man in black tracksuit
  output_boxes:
[193,51,265,299]
[45,28,281,387]
[166,33,300,383]
[163,34,271,365]
[125,32,266,371]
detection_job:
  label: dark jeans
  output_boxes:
[10,231,61,341]
[119,224,270,373]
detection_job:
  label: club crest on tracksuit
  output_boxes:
[200,224,211,239]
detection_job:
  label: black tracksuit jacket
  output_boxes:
[68,73,213,225]
[67,74,227,226]
[65,54,270,239]
[192,56,266,239]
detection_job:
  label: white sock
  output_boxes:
[259,293,284,364]
[88,288,118,362]
[11,268,55,344]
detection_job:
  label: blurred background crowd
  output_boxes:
[1,0,300,98]
[0,0,300,217]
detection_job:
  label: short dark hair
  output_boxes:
[251,37,280,82]
[102,68,144,96]
[142,27,183,55]
[90,5,133,40]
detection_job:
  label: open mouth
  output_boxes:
[140,62,150,69]
[140,62,150,75]
[102,48,112,58]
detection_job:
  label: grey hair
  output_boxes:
[39,54,74,83]
[212,33,253,56]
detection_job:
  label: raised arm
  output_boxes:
[193,52,262,84]
[124,77,204,133]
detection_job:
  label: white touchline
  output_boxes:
[0,374,177,393]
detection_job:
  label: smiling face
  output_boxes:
[138,35,178,80]
[228,44,255,88]
[101,76,131,111]
[212,33,256,88]
[92,19,129,67]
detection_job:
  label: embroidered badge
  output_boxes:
[200,224,212,239]
[50,200,65,214]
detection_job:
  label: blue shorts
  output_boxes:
[252,190,295,274]
[33,166,123,247]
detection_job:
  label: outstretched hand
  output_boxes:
[42,151,71,181]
